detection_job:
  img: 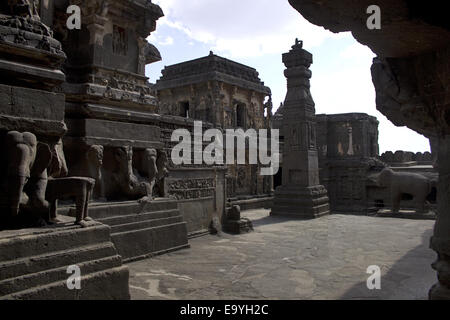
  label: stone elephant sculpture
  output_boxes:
[377,168,432,213]
[110,146,150,201]
[4,131,68,227]
[5,131,38,217]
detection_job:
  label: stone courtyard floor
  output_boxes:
[127,209,436,300]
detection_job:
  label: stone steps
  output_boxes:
[110,215,183,234]
[0,242,116,281]
[86,200,179,220]
[0,223,110,261]
[88,199,189,262]
[1,266,129,300]
[100,209,180,226]
[112,222,189,262]
[0,255,122,296]
[0,220,130,300]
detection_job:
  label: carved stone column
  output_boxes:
[430,134,450,299]
[270,39,330,218]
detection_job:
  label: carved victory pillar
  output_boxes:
[271,39,329,218]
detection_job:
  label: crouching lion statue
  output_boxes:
[377,168,432,213]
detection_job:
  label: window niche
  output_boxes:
[179,101,190,118]
[235,102,246,128]
[113,25,128,56]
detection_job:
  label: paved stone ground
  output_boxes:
[128,209,436,300]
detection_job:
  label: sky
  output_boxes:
[146,0,430,154]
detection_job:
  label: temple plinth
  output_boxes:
[270,39,330,218]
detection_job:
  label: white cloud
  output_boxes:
[152,0,340,58]
[150,0,430,153]
[159,36,174,46]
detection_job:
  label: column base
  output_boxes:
[429,236,450,300]
[429,283,450,300]
[270,185,330,219]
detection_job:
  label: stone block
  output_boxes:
[0,219,130,300]
[0,84,65,121]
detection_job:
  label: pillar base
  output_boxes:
[429,283,450,300]
[429,236,450,300]
[270,185,330,219]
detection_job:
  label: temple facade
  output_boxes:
[155,52,274,208]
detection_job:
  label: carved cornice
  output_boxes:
[155,53,271,95]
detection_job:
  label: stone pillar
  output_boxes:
[430,134,450,299]
[270,39,329,218]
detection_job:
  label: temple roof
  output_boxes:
[154,52,271,95]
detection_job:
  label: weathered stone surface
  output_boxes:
[380,150,433,166]
[0,218,130,300]
[288,0,450,299]
[66,119,161,146]
[0,0,132,300]
[155,52,273,204]
[128,209,435,300]
[0,1,68,229]
[377,168,433,213]
[0,84,65,122]
[60,199,189,262]
[271,39,329,218]
[312,113,381,214]
[222,205,254,234]
[155,52,271,95]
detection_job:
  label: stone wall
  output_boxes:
[380,150,433,166]
[155,53,274,203]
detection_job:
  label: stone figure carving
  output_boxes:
[154,150,169,197]
[138,148,158,201]
[5,0,40,19]
[132,148,169,200]
[226,205,241,221]
[223,205,254,234]
[264,96,273,118]
[86,145,104,198]
[5,131,38,217]
[69,145,105,200]
[2,0,53,37]
[46,177,95,227]
[48,139,68,178]
[27,142,52,213]
[377,168,432,213]
[3,131,54,227]
[112,146,150,201]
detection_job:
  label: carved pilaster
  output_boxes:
[430,134,450,299]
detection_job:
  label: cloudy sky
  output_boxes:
[146,0,430,153]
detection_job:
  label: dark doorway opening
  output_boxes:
[274,167,282,189]
[180,101,190,118]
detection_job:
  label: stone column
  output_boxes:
[430,135,450,299]
[271,39,329,218]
